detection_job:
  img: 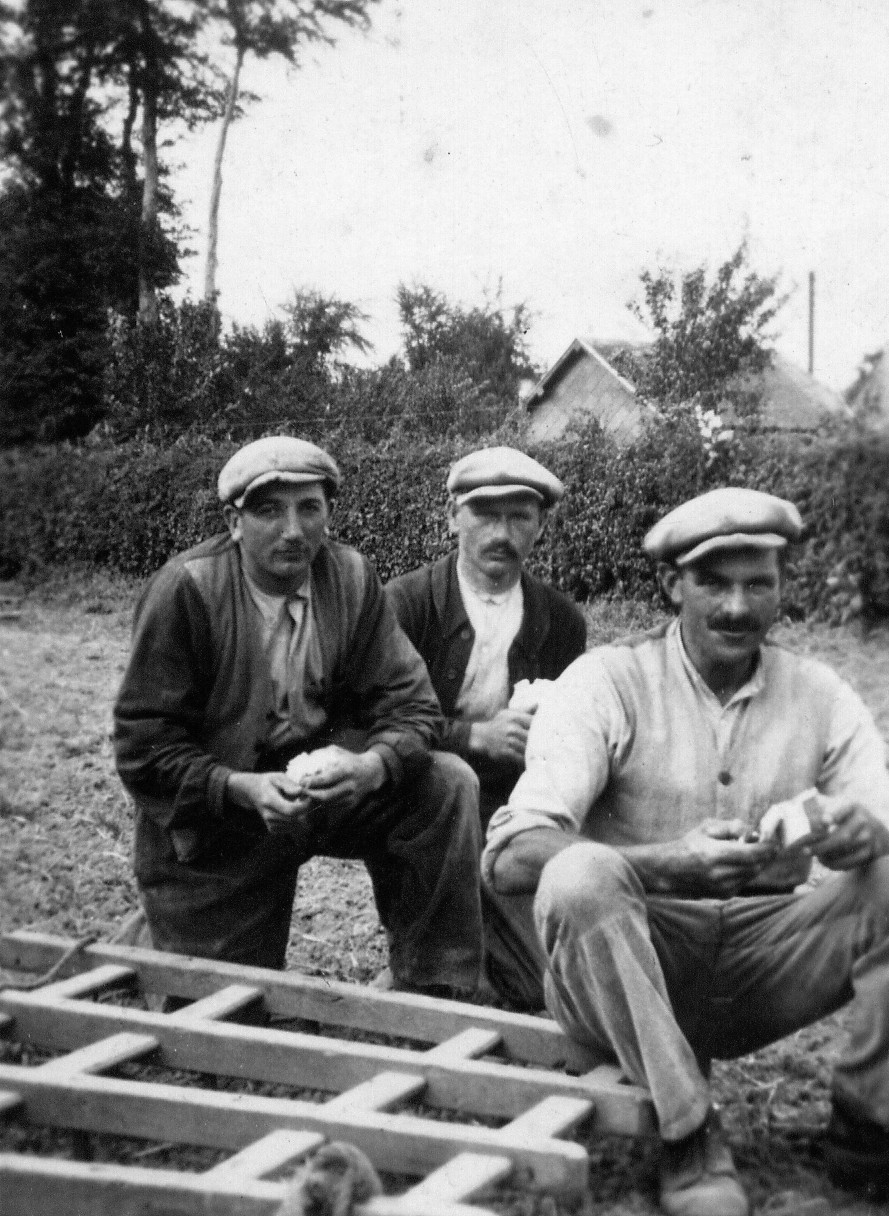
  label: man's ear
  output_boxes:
[447,499,460,536]
[223,503,241,543]
[657,562,683,609]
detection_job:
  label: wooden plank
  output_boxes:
[402,1152,514,1203]
[0,932,594,1070]
[30,964,136,1001]
[0,1061,589,1193]
[0,1154,498,1216]
[37,1033,158,1077]
[425,1029,502,1061]
[505,1096,594,1139]
[208,1129,324,1178]
[0,1153,284,1216]
[0,987,655,1134]
[167,985,265,1023]
[325,1071,427,1111]
[0,1089,23,1115]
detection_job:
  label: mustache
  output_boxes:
[708,615,759,633]
[482,543,519,559]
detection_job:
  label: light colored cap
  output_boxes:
[447,446,564,508]
[643,487,803,566]
[218,436,341,506]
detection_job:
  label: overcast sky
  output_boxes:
[173,0,889,391]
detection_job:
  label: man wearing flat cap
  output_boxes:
[114,436,483,997]
[483,487,889,1215]
[386,446,586,1004]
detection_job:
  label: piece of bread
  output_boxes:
[757,790,828,851]
[286,747,340,785]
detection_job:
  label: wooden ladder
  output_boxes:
[0,930,654,1216]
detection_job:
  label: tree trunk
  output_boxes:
[137,4,159,326]
[204,41,244,301]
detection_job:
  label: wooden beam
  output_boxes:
[0,1061,589,1193]
[425,1029,502,1061]
[30,965,136,1000]
[0,1154,498,1216]
[0,932,594,1070]
[402,1152,514,1203]
[37,1033,158,1078]
[0,987,654,1134]
[324,1071,427,1111]
[207,1129,325,1179]
[167,985,265,1023]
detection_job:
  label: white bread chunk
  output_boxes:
[757,789,826,850]
[285,746,341,786]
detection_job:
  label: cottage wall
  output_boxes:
[527,349,644,443]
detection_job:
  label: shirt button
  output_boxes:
[460,627,471,639]
[718,770,733,786]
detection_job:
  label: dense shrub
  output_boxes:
[1,423,887,623]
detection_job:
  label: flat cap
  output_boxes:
[643,487,803,566]
[447,446,564,508]
[218,436,341,506]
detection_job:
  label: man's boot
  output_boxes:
[659,1108,749,1216]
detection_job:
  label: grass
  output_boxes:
[2,572,889,1213]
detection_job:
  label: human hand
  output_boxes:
[226,771,314,834]
[666,819,778,897]
[468,708,534,765]
[810,796,889,870]
[295,745,387,813]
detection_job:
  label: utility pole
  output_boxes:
[808,271,815,375]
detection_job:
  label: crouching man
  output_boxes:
[482,488,889,1214]
[114,436,483,997]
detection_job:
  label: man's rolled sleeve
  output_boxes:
[820,678,889,830]
[481,654,617,881]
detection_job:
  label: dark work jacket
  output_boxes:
[115,533,441,872]
[386,551,587,796]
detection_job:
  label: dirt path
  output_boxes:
[2,576,889,1213]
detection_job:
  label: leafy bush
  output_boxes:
[1,423,887,625]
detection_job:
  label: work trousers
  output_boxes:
[136,753,484,993]
[533,842,889,1141]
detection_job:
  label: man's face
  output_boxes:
[661,547,783,679]
[450,492,544,585]
[225,480,330,595]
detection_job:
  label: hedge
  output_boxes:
[1,422,887,621]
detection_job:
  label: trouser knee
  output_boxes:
[535,841,641,938]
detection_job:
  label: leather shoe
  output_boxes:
[825,1101,889,1196]
[659,1108,749,1216]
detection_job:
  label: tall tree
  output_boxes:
[202,0,377,300]
[617,242,786,415]
[396,282,538,405]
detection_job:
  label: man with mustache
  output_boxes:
[483,488,889,1215]
[114,436,483,997]
[386,446,586,1004]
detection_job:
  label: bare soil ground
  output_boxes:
[2,571,889,1214]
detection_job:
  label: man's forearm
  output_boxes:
[489,827,579,894]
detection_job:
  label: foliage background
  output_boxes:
[2,420,887,622]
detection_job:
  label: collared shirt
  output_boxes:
[454,564,524,721]
[483,619,889,891]
[243,572,327,749]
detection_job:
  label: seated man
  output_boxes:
[386,446,586,825]
[483,487,889,1216]
[114,436,483,998]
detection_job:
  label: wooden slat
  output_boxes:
[505,1096,594,1139]
[0,1089,23,1115]
[402,1152,514,1203]
[30,964,136,1000]
[0,932,595,1070]
[425,1028,502,1060]
[167,984,264,1023]
[0,1061,589,1193]
[0,1154,498,1216]
[37,1033,158,1077]
[325,1071,427,1111]
[0,986,654,1134]
[208,1129,324,1178]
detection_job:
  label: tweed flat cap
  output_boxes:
[218,436,341,506]
[643,487,803,566]
[447,447,564,507]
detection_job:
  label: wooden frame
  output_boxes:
[0,931,654,1216]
